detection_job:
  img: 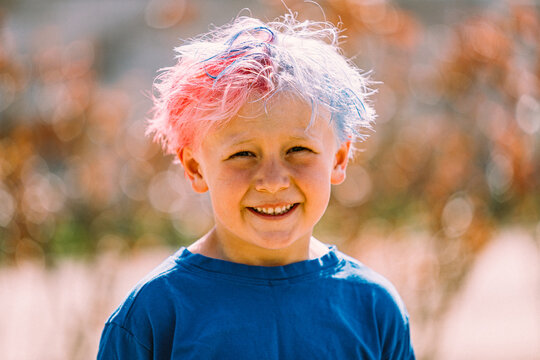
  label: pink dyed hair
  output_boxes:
[147,14,376,157]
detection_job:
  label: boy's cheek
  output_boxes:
[216,167,255,182]
[291,163,333,181]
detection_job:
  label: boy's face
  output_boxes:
[180,94,350,260]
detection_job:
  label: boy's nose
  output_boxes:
[254,159,290,193]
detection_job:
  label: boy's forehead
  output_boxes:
[197,102,338,157]
[216,95,333,139]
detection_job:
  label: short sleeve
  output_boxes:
[369,278,416,360]
[382,320,415,360]
[97,322,152,360]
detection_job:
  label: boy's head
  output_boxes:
[178,91,350,254]
[146,14,375,157]
[146,14,376,260]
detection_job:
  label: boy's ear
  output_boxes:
[177,147,209,193]
[330,140,351,185]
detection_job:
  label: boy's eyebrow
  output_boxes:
[224,133,320,148]
[229,138,253,146]
[287,134,314,142]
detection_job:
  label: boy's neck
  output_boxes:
[188,228,329,266]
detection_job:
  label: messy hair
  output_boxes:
[146,13,376,157]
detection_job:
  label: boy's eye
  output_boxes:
[287,146,311,154]
[228,150,255,159]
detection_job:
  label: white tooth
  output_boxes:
[254,205,296,215]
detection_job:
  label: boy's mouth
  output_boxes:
[248,203,299,217]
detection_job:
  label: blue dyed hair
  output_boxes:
[148,13,376,157]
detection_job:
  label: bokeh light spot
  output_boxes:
[442,195,474,238]
[0,73,16,112]
[333,165,372,207]
[147,170,185,213]
[516,94,540,134]
[0,185,15,227]
[145,0,186,29]
[486,152,513,197]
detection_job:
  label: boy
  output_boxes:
[98,14,415,359]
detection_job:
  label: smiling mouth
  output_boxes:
[248,203,299,217]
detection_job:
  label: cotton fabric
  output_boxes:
[97,246,415,359]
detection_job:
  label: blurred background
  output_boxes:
[1,0,539,359]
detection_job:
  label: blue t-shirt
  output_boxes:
[97,246,415,359]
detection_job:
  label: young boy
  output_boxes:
[98,14,415,359]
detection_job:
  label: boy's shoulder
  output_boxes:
[334,249,409,317]
[105,248,188,328]
[334,250,413,357]
[336,250,403,295]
